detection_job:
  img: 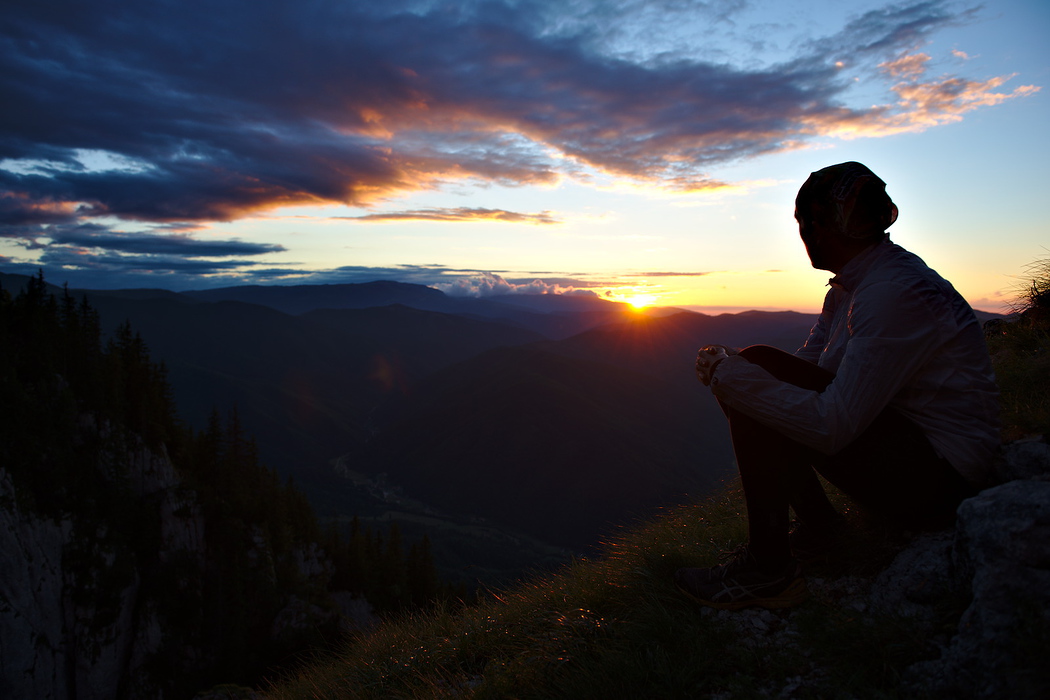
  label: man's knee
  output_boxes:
[738,344,788,364]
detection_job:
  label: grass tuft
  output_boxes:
[988,254,1050,440]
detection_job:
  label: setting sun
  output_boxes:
[627,294,658,309]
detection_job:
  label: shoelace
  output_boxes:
[715,544,752,568]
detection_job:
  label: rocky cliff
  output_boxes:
[0,430,365,700]
[0,436,202,698]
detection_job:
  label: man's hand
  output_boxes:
[696,345,736,386]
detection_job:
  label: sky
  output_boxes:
[1,0,1046,313]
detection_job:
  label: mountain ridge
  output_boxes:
[7,269,959,578]
[0,270,823,563]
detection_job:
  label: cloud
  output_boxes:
[2,0,1033,228]
[0,219,285,288]
[0,0,1039,289]
[0,190,83,226]
[42,224,285,257]
[433,271,588,297]
[296,266,603,297]
[879,53,932,79]
[889,74,1039,127]
[810,51,1039,138]
[37,248,260,274]
[622,270,715,278]
[176,262,601,294]
[340,207,560,224]
[804,1,967,64]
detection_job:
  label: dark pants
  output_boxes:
[725,345,974,566]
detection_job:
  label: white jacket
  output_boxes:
[711,240,1000,486]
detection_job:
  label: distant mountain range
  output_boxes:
[107,279,654,340]
[0,271,900,577]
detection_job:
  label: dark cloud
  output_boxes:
[1,0,1032,289]
[44,225,286,257]
[1,0,990,226]
[0,189,83,226]
[813,1,967,61]
[0,217,285,288]
[341,207,559,224]
[37,248,257,274]
[17,245,275,290]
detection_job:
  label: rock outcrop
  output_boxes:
[0,431,370,700]
[872,439,1050,698]
[0,435,210,700]
[0,471,69,698]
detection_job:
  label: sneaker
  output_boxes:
[789,521,845,565]
[674,547,808,611]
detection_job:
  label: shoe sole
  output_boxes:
[676,576,809,611]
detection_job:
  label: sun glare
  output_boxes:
[627,294,657,309]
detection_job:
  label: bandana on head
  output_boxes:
[801,161,898,238]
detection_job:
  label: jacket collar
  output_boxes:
[828,238,891,293]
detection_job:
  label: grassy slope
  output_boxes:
[265,482,937,699]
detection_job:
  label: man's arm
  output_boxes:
[710,280,946,454]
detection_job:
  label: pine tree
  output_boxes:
[407,534,440,607]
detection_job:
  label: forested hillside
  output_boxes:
[0,271,821,585]
[0,273,448,698]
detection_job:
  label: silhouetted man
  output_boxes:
[675,161,1000,610]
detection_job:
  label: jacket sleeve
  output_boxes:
[711,280,947,455]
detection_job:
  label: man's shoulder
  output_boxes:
[858,243,976,323]
[869,241,928,269]
[863,242,948,288]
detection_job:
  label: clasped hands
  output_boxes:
[695,344,737,386]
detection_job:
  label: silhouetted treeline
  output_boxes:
[0,271,449,696]
[0,271,177,519]
[326,517,445,612]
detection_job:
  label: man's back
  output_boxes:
[800,239,1000,483]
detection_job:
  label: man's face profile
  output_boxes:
[795,205,829,271]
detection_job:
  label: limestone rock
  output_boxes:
[948,480,1050,697]
[0,436,210,700]
[899,479,1050,698]
[993,439,1050,483]
[0,470,69,700]
[869,530,954,622]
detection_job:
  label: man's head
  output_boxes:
[794,162,898,271]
